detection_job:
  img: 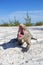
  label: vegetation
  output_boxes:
[0,12,43,26]
[8,17,20,26]
[0,17,20,26]
[35,21,43,26]
[0,22,9,26]
[24,11,33,26]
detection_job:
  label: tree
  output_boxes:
[8,16,20,26]
[24,11,32,26]
[8,19,15,26]
[13,16,20,26]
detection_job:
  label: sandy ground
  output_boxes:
[0,26,43,65]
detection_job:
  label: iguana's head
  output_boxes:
[19,24,26,30]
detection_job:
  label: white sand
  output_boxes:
[0,26,43,65]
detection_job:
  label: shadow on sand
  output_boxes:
[0,38,29,52]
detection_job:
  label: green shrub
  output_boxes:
[0,23,9,26]
[35,21,43,26]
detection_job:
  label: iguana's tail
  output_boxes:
[31,37,37,40]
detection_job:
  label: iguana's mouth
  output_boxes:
[20,32,24,35]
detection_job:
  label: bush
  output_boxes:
[0,23,9,26]
[35,21,43,26]
[24,23,33,26]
